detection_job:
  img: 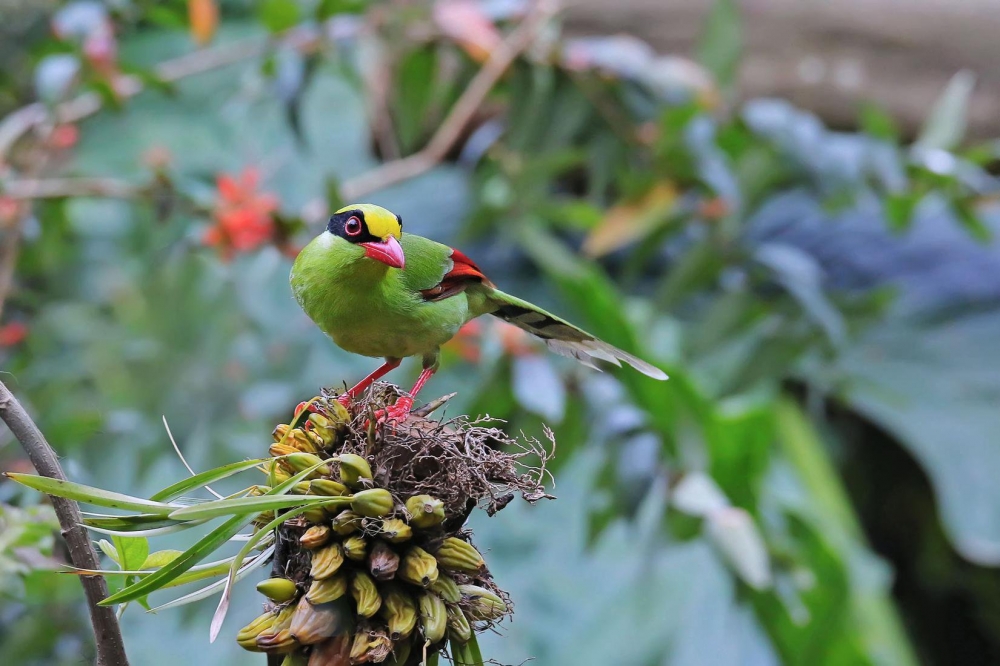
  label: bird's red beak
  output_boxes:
[361,236,405,269]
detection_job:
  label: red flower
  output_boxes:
[0,322,28,347]
[49,124,79,149]
[0,197,21,225]
[204,168,279,258]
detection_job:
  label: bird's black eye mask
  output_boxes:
[328,209,381,244]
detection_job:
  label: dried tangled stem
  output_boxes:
[339,385,556,520]
[244,384,555,666]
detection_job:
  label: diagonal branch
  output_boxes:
[339,0,557,201]
[0,380,130,666]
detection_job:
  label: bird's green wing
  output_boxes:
[399,234,458,292]
[483,288,668,380]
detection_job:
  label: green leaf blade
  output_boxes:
[5,474,178,515]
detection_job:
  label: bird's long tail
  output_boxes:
[485,290,668,380]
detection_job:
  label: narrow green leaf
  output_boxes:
[916,70,976,151]
[85,519,210,539]
[5,473,177,515]
[466,634,484,665]
[167,494,352,521]
[150,458,269,502]
[100,460,332,605]
[211,500,346,641]
[697,0,741,90]
[148,546,274,612]
[98,539,119,565]
[99,513,254,606]
[83,513,186,530]
[63,555,238,582]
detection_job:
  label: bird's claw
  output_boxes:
[372,397,414,428]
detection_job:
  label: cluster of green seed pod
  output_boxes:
[236,395,511,665]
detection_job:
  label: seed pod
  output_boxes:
[237,609,279,651]
[256,629,298,654]
[331,510,363,536]
[418,592,447,643]
[253,510,276,527]
[255,605,298,653]
[428,574,461,603]
[326,399,351,425]
[310,479,349,496]
[272,423,291,442]
[289,596,352,645]
[306,574,348,604]
[307,634,351,666]
[433,537,485,574]
[350,571,382,617]
[405,495,446,529]
[350,625,391,664]
[446,603,472,644]
[380,584,417,640]
[379,518,412,544]
[300,525,332,550]
[352,488,393,517]
[282,452,331,478]
[280,652,308,666]
[311,543,345,579]
[288,428,321,454]
[342,535,367,561]
[256,577,298,603]
[386,636,412,666]
[368,540,400,581]
[270,443,299,458]
[301,507,329,524]
[267,460,292,484]
[307,413,341,447]
[337,453,373,487]
[290,481,313,495]
[399,546,439,588]
[459,584,508,621]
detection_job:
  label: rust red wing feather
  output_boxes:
[420,247,495,301]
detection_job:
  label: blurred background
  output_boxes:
[2,1,1000,664]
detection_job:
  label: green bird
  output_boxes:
[290,204,666,421]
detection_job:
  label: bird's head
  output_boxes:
[326,203,405,269]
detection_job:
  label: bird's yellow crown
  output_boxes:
[335,203,402,240]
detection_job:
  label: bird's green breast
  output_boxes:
[290,232,473,360]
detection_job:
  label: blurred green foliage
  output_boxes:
[2,1,1000,665]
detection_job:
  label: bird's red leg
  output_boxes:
[337,358,401,406]
[377,366,436,422]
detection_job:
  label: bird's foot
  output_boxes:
[373,397,414,427]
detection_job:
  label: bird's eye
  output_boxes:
[344,217,362,237]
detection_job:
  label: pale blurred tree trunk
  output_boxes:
[565,0,1000,139]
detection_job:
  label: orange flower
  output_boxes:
[204,168,279,258]
[497,322,535,357]
[445,320,483,363]
[0,322,28,347]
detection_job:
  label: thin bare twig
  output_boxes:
[1,177,142,201]
[340,0,557,201]
[0,380,130,666]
